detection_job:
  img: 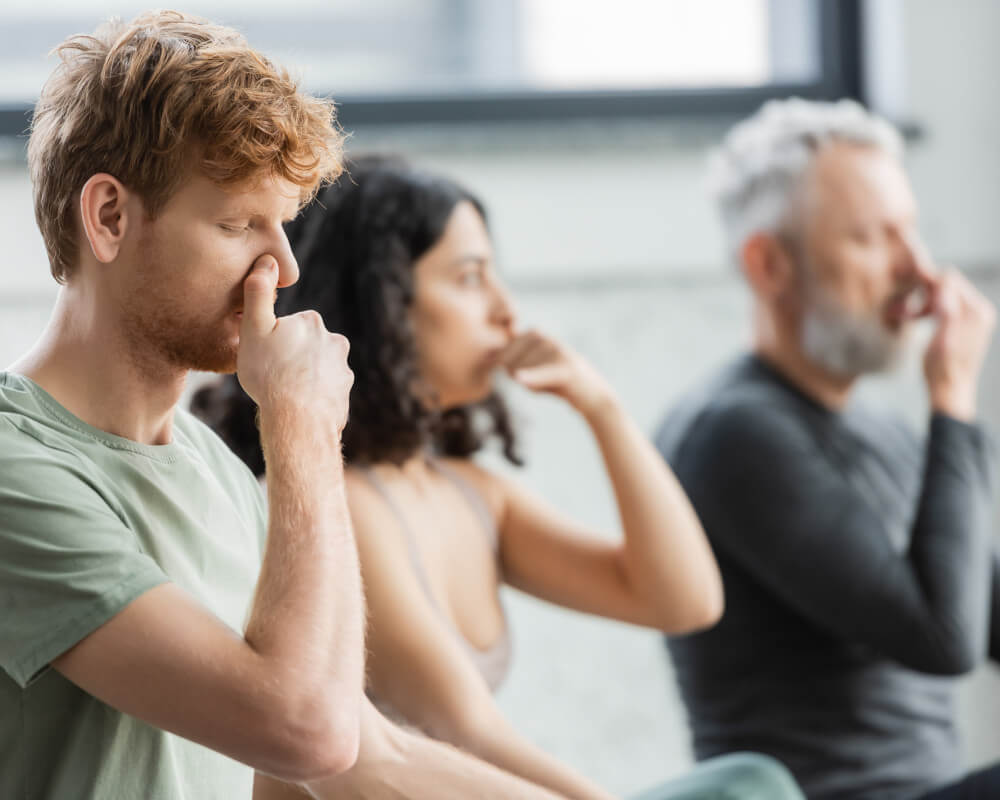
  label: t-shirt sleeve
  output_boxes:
[664,403,995,675]
[0,423,169,688]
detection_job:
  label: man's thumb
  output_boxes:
[242,256,279,336]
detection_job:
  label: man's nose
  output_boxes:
[276,253,299,289]
[896,228,936,286]
[272,232,300,289]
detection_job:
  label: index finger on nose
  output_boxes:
[241,255,279,336]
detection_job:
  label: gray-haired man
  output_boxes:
[656,99,1000,799]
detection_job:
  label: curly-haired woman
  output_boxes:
[195,155,804,800]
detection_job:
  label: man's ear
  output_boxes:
[740,231,797,301]
[79,173,133,264]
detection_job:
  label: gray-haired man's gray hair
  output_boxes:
[709,98,905,266]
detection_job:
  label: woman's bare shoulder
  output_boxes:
[436,457,511,519]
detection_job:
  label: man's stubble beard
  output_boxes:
[120,232,241,378]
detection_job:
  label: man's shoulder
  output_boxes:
[0,373,58,447]
[0,405,90,475]
[655,356,812,463]
[0,373,114,472]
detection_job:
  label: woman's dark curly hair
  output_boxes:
[192,154,522,476]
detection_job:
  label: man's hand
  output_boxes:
[923,267,996,421]
[237,255,353,431]
[502,329,615,420]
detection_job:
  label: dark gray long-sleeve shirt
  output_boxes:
[655,355,997,800]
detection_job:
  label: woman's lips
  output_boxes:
[482,346,509,371]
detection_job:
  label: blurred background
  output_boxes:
[2,1,999,795]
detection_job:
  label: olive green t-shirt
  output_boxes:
[0,372,268,799]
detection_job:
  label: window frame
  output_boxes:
[0,0,863,137]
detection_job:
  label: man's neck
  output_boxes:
[752,311,856,412]
[10,287,188,445]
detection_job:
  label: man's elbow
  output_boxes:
[299,713,361,782]
[892,619,991,677]
[914,640,981,677]
[263,701,361,783]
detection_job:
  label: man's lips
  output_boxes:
[884,286,928,326]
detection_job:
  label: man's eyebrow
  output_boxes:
[216,205,258,219]
[217,206,299,224]
[450,254,490,268]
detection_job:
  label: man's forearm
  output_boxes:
[911,415,995,669]
[989,550,1000,664]
[245,404,366,752]
[306,700,566,800]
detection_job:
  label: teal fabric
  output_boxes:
[630,753,806,800]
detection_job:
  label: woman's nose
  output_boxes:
[491,282,517,332]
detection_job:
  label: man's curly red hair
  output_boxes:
[28,10,344,282]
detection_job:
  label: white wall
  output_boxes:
[2,1,1000,795]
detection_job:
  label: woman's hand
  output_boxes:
[501,330,616,419]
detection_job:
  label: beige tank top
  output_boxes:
[360,459,512,723]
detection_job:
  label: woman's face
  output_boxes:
[411,200,516,409]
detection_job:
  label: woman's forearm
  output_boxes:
[502,331,721,631]
[583,395,723,632]
[439,709,615,800]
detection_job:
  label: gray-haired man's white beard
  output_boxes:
[800,287,909,378]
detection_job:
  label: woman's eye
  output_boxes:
[459,270,484,287]
[219,223,248,234]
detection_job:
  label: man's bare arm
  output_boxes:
[54,257,365,781]
[255,699,568,800]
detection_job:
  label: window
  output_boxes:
[0,0,863,134]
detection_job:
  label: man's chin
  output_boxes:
[803,311,909,377]
[882,320,918,359]
[197,355,239,375]
[860,333,911,376]
[203,361,239,376]
[180,341,239,375]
